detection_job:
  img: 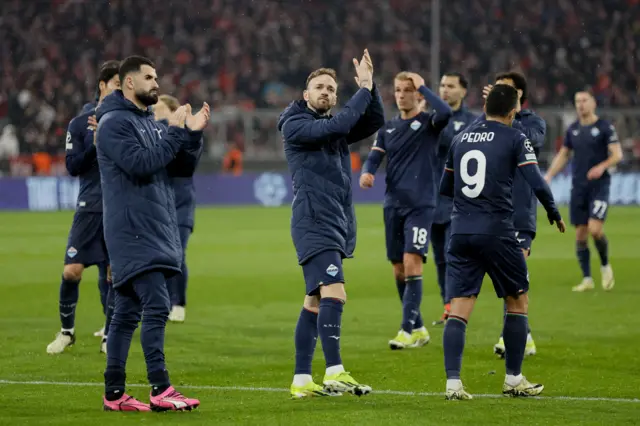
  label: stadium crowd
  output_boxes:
[0,0,639,164]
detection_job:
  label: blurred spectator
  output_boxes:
[0,0,638,163]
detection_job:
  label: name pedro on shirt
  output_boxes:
[460,132,495,143]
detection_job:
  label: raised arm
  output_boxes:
[65,117,97,176]
[167,131,204,177]
[282,88,373,145]
[346,84,386,144]
[417,85,453,131]
[97,115,187,178]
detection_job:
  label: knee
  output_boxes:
[393,263,404,282]
[588,220,604,239]
[575,226,589,243]
[403,254,423,276]
[303,295,320,314]
[505,294,529,313]
[63,264,84,281]
[320,282,347,303]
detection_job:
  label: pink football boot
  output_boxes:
[149,386,200,412]
[103,394,151,412]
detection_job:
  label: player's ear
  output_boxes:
[303,90,309,102]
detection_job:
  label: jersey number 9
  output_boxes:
[460,150,487,199]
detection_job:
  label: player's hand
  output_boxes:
[168,105,188,128]
[407,72,425,91]
[554,218,566,233]
[482,84,493,100]
[87,115,97,130]
[353,50,373,90]
[185,103,211,131]
[359,173,375,189]
[587,164,605,180]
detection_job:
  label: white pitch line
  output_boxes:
[0,379,638,403]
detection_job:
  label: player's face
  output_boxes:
[153,101,172,121]
[394,79,421,112]
[439,76,466,107]
[126,64,159,107]
[575,92,596,116]
[304,74,337,114]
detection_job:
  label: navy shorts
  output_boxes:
[384,206,435,264]
[64,212,109,267]
[301,250,345,296]
[570,183,610,226]
[515,230,535,255]
[446,234,529,300]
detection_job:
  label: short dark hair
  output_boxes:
[442,71,468,89]
[495,71,527,104]
[118,56,155,83]
[98,60,120,84]
[306,68,337,88]
[485,84,519,118]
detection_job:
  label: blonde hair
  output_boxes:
[306,68,338,88]
[158,94,180,112]
[394,71,413,82]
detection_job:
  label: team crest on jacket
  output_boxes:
[410,120,422,131]
[591,127,600,137]
[67,247,78,258]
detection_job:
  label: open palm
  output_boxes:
[185,103,211,131]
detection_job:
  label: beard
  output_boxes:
[309,97,332,115]
[136,89,159,107]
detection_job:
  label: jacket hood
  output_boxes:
[277,100,314,131]
[96,90,153,121]
[517,109,535,119]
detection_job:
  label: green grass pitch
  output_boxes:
[0,205,639,425]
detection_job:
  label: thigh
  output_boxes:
[588,184,611,222]
[404,207,435,263]
[446,235,485,300]
[65,212,108,267]
[484,235,529,299]
[569,189,589,227]
[132,270,171,313]
[301,250,345,296]
[113,281,142,320]
[384,207,405,263]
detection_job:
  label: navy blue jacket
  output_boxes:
[511,110,546,234]
[65,108,103,212]
[158,119,200,230]
[433,105,478,224]
[96,90,203,286]
[278,85,385,264]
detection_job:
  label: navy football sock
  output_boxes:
[59,276,80,330]
[501,301,531,336]
[396,276,424,330]
[503,312,528,376]
[97,263,109,315]
[318,298,344,368]
[149,369,171,396]
[576,240,591,278]
[104,367,126,399]
[443,315,467,379]
[401,276,423,333]
[294,308,319,375]
[594,235,609,266]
